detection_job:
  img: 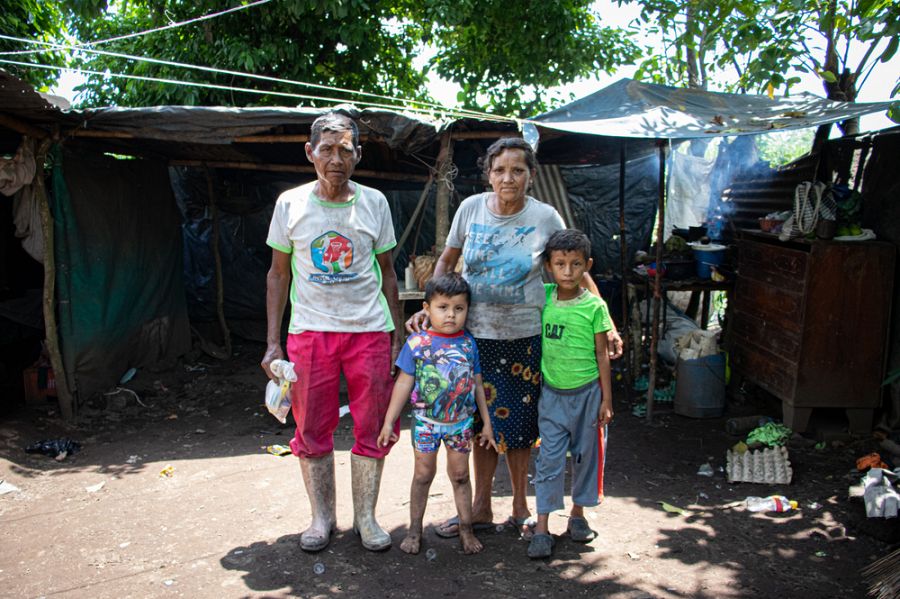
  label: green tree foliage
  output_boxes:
[756,128,815,167]
[7,0,638,115]
[66,0,431,108]
[0,1,108,90]
[0,0,71,91]
[622,0,900,130]
[406,1,641,113]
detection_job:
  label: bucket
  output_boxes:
[689,243,726,279]
[674,353,726,418]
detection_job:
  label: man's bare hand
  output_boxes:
[261,343,285,380]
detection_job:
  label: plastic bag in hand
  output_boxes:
[265,359,296,423]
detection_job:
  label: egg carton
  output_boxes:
[726,445,793,485]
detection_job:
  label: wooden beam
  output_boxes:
[169,159,430,182]
[451,130,519,139]
[68,128,515,145]
[0,113,49,139]
[233,134,309,143]
[234,130,515,143]
[70,129,134,139]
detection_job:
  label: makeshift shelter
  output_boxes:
[1,70,896,426]
[530,78,896,421]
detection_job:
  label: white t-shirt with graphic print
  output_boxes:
[266,181,396,333]
[446,193,565,340]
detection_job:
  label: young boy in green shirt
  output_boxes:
[528,229,614,559]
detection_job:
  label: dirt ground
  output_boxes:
[1,339,897,599]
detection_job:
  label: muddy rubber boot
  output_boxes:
[298,453,336,552]
[350,453,392,551]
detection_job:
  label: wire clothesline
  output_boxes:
[0,58,518,125]
[82,0,274,48]
[0,0,273,57]
[0,34,511,123]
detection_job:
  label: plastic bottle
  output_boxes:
[745,496,798,512]
[725,415,772,435]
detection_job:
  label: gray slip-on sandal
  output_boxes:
[527,533,555,559]
[567,516,597,543]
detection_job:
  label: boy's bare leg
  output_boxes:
[571,504,584,519]
[402,450,436,554]
[447,448,483,554]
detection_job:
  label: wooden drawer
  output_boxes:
[733,277,804,335]
[731,339,797,401]
[731,309,800,362]
[738,240,807,293]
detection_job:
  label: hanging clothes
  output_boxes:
[0,137,36,196]
[13,185,43,263]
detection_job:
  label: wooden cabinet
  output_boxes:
[729,232,895,433]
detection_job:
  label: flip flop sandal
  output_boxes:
[527,533,555,559]
[566,516,597,543]
[505,515,537,539]
[434,516,494,538]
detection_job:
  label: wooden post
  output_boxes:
[433,131,454,254]
[34,141,75,419]
[646,141,668,423]
[618,142,632,392]
[205,168,232,358]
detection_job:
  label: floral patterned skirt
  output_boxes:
[474,335,542,452]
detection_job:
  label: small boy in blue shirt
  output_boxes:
[378,273,497,555]
[528,229,614,559]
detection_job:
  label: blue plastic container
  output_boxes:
[690,243,726,278]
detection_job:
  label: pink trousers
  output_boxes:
[286,331,396,459]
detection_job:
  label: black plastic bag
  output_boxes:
[25,438,81,459]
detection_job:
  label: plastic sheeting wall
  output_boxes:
[169,167,481,328]
[561,152,661,276]
[52,147,191,403]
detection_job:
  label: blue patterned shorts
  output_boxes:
[412,415,474,454]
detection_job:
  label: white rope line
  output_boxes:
[0,1,271,56]
[88,0,273,48]
[0,58,510,123]
[0,34,510,122]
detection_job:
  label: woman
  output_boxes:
[407,137,622,537]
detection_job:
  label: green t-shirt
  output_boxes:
[540,284,613,389]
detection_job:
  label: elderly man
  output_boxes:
[262,112,402,552]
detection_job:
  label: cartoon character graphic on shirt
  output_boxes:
[439,364,474,421]
[414,363,449,416]
[411,339,474,421]
[309,231,356,283]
